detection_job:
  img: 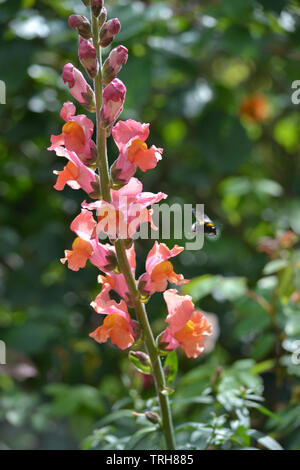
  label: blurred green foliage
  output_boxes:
[0,0,300,449]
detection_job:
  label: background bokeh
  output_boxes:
[0,0,300,450]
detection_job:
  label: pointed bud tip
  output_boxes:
[68,14,92,39]
[92,0,104,17]
[99,18,121,47]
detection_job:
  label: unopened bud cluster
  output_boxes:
[69,3,121,50]
[66,0,126,129]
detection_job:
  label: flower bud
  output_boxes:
[99,18,121,47]
[79,38,98,78]
[62,63,95,112]
[98,7,107,27]
[128,351,151,374]
[99,78,126,128]
[81,0,91,5]
[102,45,128,85]
[92,0,103,17]
[68,15,92,39]
[138,274,151,302]
[145,412,160,425]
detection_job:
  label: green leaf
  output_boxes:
[126,426,158,450]
[164,351,178,383]
[96,410,135,427]
[251,334,275,360]
[263,259,289,275]
[213,276,247,301]
[182,274,218,300]
[233,310,271,338]
[253,179,283,197]
[249,430,283,449]
[277,265,294,300]
[183,274,246,301]
[257,406,282,422]
[257,435,283,450]
[273,115,300,152]
[250,360,275,375]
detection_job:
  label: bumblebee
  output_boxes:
[192,210,217,236]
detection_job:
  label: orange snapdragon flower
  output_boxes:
[172,311,213,359]
[138,242,188,296]
[161,289,212,359]
[61,237,93,271]
[90,298,135,350]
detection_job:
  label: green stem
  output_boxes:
[115,239,176,449]
[91,14,111,203]
[91,10,176,450]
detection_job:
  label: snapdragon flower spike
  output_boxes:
[99,78,126,129]
[161,289,212,359]
[49,102,97,166]
[111,119,163,185]
[68,15,92,39]
[79,38,98,79]
[99,18,121,48]
[138,242,188,297]
[61,209,117,272]
[102,45,128,85]
[82,177,167,239]
[62,64,95,112]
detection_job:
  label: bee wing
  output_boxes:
[193,207,205,221]
[204,213,213,224]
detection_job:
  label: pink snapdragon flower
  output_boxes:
[82,177,167,239]
[62,63,95,111]
[52,146,98,196]
[99,78,126,129]
[161,289,212,359]
[111,119,163,185]
[102,45,128,84]
[60,209,117,272]
[138,242,188,296]
[49,102,97,166]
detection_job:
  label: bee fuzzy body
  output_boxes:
[204,220,217,236]
[192,211,218,237]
